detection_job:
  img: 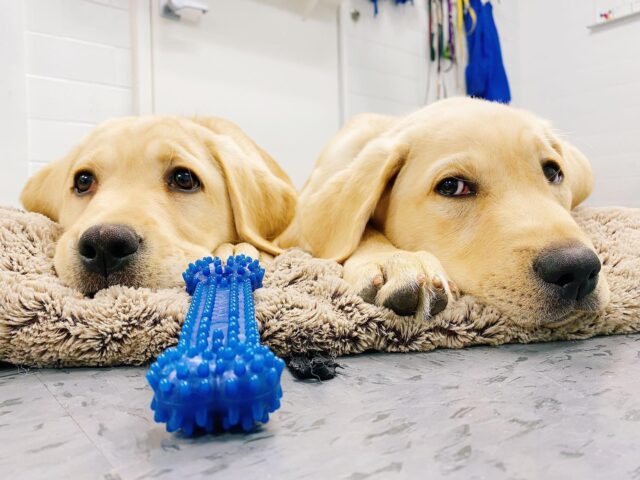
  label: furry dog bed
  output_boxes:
[1,206,639,367]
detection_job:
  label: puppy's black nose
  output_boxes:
[78,224,140,277]
[534,244,601,301]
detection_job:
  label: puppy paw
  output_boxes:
[212,243,272,263]
[344,250,458,319]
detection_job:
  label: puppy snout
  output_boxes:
[533,243,601,301]
[78,224,140,277]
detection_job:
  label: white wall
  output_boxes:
[0,3,29,207]
[150,0,340,188]
[0,0,134,207]
[24,0,134,176]
[505,0,640,207]
[339,0,639,207]
[339,0,466,120]
[1,0,638,208]
[0,0,340,201]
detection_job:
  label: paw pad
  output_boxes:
[383,285,420,316]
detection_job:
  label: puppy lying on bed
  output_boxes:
[279,97,610,326]
[21,117,296,295]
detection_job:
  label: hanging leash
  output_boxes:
[446,0,456,64]
[426,0,452,101]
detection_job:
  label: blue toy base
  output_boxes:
[146,255,285,435]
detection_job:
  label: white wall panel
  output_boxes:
[339,0,466,120]
[347,37,420,79]
[25,0,131,48]
[28,120,94,163]
[22,0,134,181]
[28,76,132,124]
[348,93,416,116]
[349,66,419,104]
[151,0,340,188]
[26,33,132,87]
[510,0,640,207]
[0,2,29,207]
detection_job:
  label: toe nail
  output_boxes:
[372,275,384,288]
[429,289,449,316]
[432,275,443,289]
[416,274,427,285]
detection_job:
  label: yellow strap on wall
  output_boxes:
[458,0,477,35]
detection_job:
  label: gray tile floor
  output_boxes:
[2,335,640,479]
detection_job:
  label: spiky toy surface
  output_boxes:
[146,255,284,435]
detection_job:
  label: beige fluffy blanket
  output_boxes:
[0,206,639,367]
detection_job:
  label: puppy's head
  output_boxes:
[299,97,609,326]
[21,116,296,294]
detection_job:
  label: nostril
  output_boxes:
[109,237,138,259]
[589,270,598,280]
[555,273,574,288]
[79,242,97,260]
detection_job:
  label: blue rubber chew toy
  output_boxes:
[146,255,285,435]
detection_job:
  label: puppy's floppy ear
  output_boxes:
[560,141,593,208]
[204,133,297,255]
[289,138,407,261]
[20,155,73,222]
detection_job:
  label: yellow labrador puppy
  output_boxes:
[21,116,296,295]
[279,97,609,326]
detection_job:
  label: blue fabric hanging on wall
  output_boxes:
[464,0,511,103]
[370,0,413,16]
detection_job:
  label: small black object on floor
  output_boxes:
[287,355,342,381]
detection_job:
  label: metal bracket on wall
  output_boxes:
[161,0,209,20]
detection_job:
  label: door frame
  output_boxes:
[130,0,155,115]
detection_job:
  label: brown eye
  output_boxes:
[436,177,476,197]
[543,161,564,184]
[74,171,96,195]
[169,168,201,192]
